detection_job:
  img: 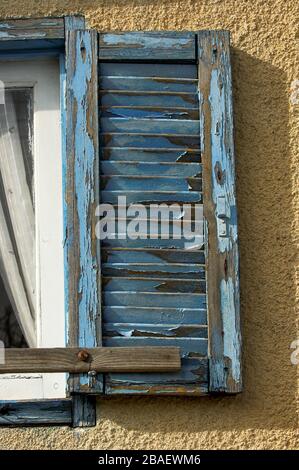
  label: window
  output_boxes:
[0,17,241,427]
[0,59,65,400]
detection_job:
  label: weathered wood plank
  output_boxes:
[104,292,206,309]
[105,357,208,389]
[101,248,205,265]
[101,148,201,163]
[102,306,207,325]
[104,337,207,356]
[0,18,64,41]
[0,39,64,55]
[64,17,97,425]
[105,203,201,218]
[100,161,202,177]
[101,190,202,205]
[100,76,198,93]
[103,323,208,338]
[100,62,197,78]
[99,32,196,61]
[100,175,202,192]
[100,118,200,135]
[198,31,241,393]
[101,106,199,120]
[64,16,85,32]
[0,347,181,373]
[0,400,72,426]
[103,277,206,294]
[101,236,204,250]
[102,262,205,279]
[72,394,96,428]
[101,133,199,150]
[100,91,197,108]
[105,381,208,396]
[65,29,102,393]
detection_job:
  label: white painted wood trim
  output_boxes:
[0,199,36,347]
[0,59,66,399]
[0,88,36,318]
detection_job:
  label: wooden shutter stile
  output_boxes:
[198,31,242,393]
[65,24,103,395]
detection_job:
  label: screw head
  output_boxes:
[77,350,90,362]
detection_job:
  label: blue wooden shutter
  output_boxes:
[98,31,241,395]
[98,33,208,395]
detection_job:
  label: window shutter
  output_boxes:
[99,33,207,395]
[98,31,241,395]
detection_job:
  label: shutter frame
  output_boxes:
[64,23,103,395]
[98,30,242,395]
[198,31,242,393]
[98,32,196,61]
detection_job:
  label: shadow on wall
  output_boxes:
[97,49,298,433]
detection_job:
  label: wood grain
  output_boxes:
[65,28,102,393]
[198,31,242,393]
[0,347,180,374]
[0,399,72,426]
[98,32,196,61]
[0,18,64,41]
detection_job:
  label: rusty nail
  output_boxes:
[77,350,89,362]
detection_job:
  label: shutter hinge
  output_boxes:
[216,196,230,237]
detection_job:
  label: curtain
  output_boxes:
[0,91,36,347]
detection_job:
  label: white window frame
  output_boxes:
[0,59,66,399]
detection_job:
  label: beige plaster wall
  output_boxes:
[0,0,298,450]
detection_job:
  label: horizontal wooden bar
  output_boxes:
[103,291,206,309]
[102,277,206,294]
[102,262,206,279]
[98,32,196,61]
[101,249,205,268]
[100,76,198,93]
[101,148,201,163]
[100,117,200,135]
[100,161,202,177]
[100,62,197,78]
[100,91,198,108]
[105,357,209,396]
[0,347,180,374]
[0,18,64,41]
[100,105,199,120]
[0,399,72,426]
[101,190,202,205]
[103,323,208,338]
[100,175,202,192]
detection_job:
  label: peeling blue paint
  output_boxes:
[220,277,241,383]
[199,31,241,393]
[71,31,98,349]
[99,32,196,60]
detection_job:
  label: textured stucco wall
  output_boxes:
[0,0,298,450]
